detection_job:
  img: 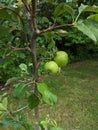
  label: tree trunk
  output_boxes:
[30,33,39,130]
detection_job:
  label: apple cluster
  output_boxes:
[44,51,68,74]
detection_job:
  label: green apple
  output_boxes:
[54,51,68,67]
[44,61,59,74]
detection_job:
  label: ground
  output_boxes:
[0,59,98,130]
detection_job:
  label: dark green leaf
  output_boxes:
[0,9,11,21]
[36,48,46,55]
[13,83,26,99]
[0,8,19,21]
[5,77,19,86]
[0,26,10,37]
[0,58,5,65]
[47,0,55,3]
[42,17,50,23]
[44,32,54,41]
[48,39,55,49]
[28,93,40,109]
[13,122,21,130]
[1,118,14,128]
[54,2,74,17]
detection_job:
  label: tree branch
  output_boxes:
[11,46,31,52]
[39,23,75,34]
[22,0,31,13]
[21,1,39,130]
[12,105,28,114]
[6,46,31,56]
[31,0,38,32]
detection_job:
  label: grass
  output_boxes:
[0,59,98,130]
[42,59,98,130]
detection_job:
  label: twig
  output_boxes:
[39,23,74,34]
[11,46,31,52]
[6,46,31,56]
[22,0,31,13]
[31,0,38,32]
[26,80,35,86]
[12,105,28,114]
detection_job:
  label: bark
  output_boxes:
[22,1,39,130]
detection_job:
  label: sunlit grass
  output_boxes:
[42,59,98,130]
[0,59,98,130]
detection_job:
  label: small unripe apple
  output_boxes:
[44,61,59,74]
[54,51,68,67]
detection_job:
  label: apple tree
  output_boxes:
[0,0,98,130]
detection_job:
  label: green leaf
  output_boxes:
[13,83,26,99]
[2,97,7,110]
[19,63,27,71]
[0,58,5,65]
[28,93,40,109]
[13,122,21,130]
[5,77,19,86]
[43,90,57,105]
[0,8,19,21]
[37,83,57,105]
[42,17,50,24]
[0,112,7,122]
[0,96,8,111]
[82,5,98,13]
[44,32,54,41]
[37,83,48,92]
[83,20,98,42]
[1,118,13,128]
[55,29,68,37]
[54,2,74,17]
[47,0,55,3]
[75,20,98,43]
[48,39,55,49]
[87,14,98,22]
[0,26,10,37]
[78,4,88,14]
[0,9,11,21]
[40,121,48,128]
[19,63,28,74]
[0,103,6,111]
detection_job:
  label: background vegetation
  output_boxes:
[0,0,98,83]
[0,0,98,130]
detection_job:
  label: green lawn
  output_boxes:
[42,59,98,130]
[0,59,98,130]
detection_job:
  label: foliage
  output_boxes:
[0,1,98,83]
[0,0,98,130]
[55,27,98,62]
